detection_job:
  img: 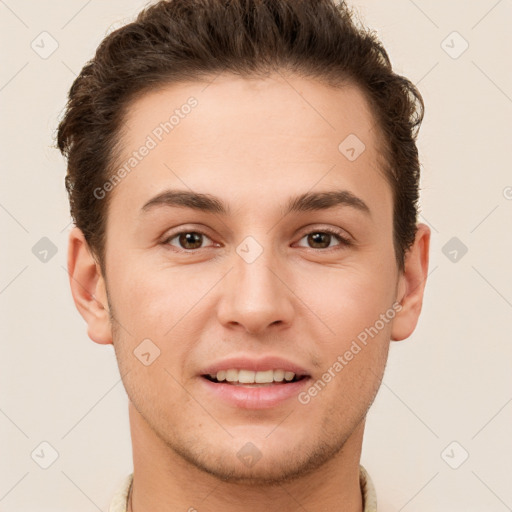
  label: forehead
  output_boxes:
[110,72,391,221]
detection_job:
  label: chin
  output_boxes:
[172,434,341,486]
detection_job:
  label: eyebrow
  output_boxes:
[141,189,371,217]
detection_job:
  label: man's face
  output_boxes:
[100,73,403,483]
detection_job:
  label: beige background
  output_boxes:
[1,0,511,510]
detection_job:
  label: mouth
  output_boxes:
[198,356,312,409]
[201,368,309,387]
[198,360,311,409]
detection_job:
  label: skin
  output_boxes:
[68,72,430,512]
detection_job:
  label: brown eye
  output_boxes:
[297,229,351,250]
[165,231,212,250]
[307,232,332,249]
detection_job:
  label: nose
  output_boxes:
[216,242,294,335]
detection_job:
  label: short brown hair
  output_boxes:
[57,0,424,273]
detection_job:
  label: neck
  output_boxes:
[128,402,365,512]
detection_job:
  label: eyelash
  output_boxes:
[162,227,352,252]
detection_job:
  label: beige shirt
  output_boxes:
[109,464,377,511]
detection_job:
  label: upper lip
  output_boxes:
[200,355,310,377]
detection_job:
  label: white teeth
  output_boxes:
[254,369,274,383]
[211,369,298,384]
[226,369,238,382]
[273,369,285,382]
[238,370,255,383]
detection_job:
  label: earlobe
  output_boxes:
[391,223,431,342]
[67,227,113,345]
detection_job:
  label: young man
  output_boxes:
[57,0,430,510]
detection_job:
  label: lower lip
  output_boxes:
[199,376,311,410]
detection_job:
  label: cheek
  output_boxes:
[299,266,395,404]
[304,266,396,340]
[108,259,206,334]
[306,282,392,408]
[108,260,221,382]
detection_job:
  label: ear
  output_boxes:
[67,226,113,345]
[391,223,431,341]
